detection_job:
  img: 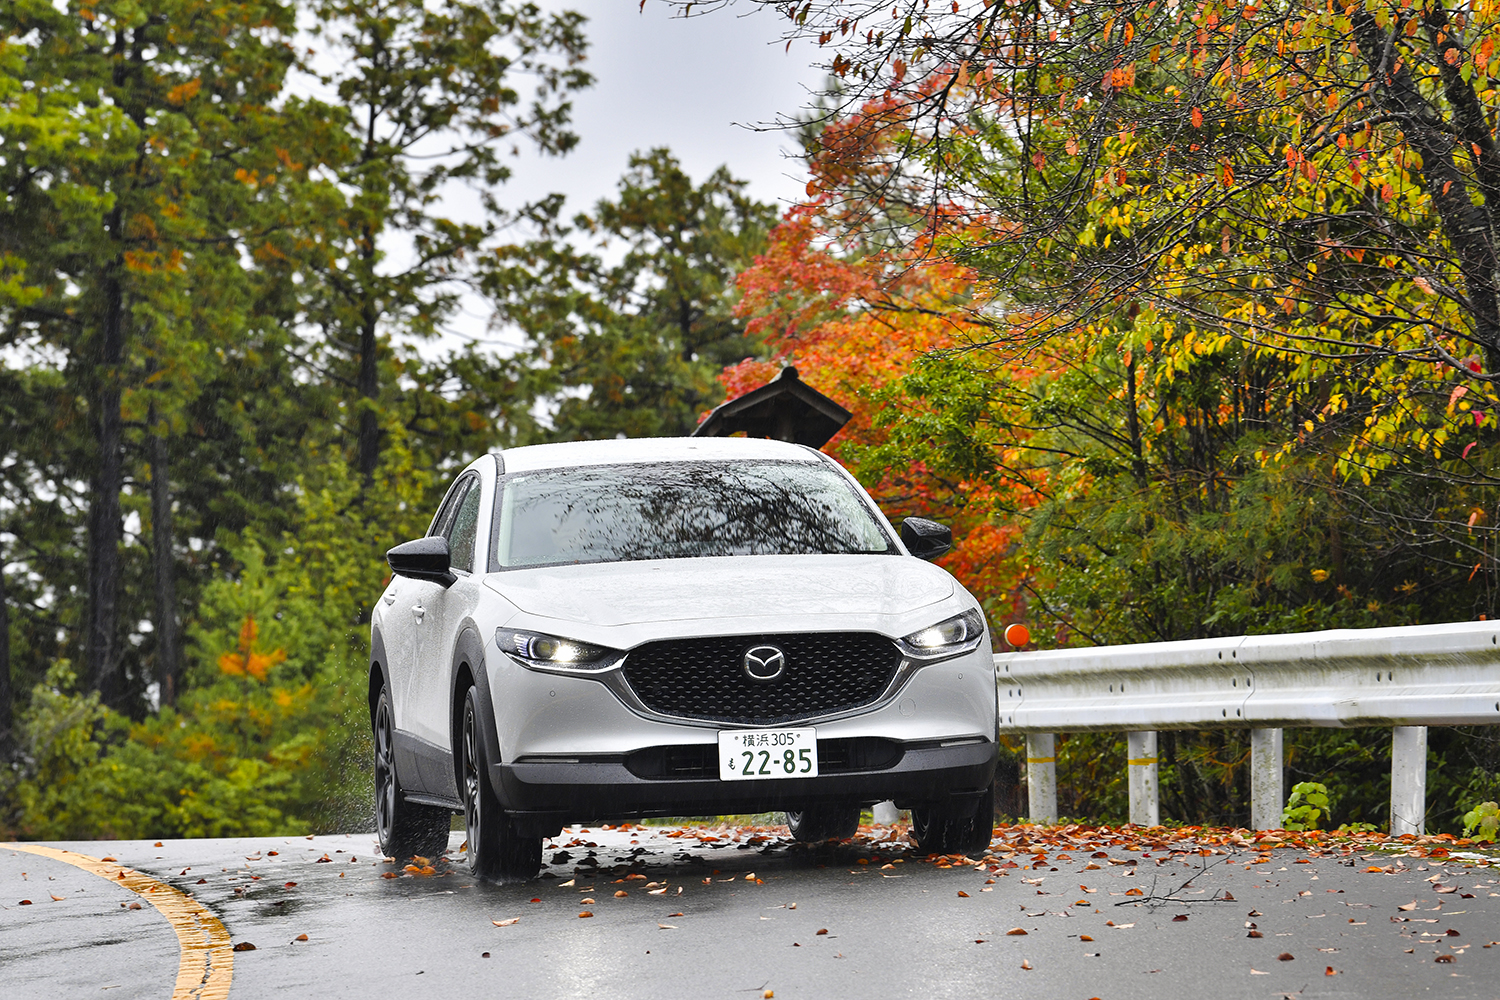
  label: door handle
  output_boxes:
[411,604,425,622]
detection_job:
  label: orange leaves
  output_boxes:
[166,78,202,105]
[1191,107,1204,129]
[217,615,287,681]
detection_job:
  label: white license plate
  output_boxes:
[717,728,819,781]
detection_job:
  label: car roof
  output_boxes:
[497,436,825,474]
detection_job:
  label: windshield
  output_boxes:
[491,460,895,569]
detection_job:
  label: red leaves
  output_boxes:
[1191,107,1204,129]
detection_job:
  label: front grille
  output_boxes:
[622,632,902,725]
[624,738,905,780]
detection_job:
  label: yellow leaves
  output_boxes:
[1310,569,1330,582]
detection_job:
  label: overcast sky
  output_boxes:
[434,0,825,355]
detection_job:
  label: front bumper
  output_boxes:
[492,738,997,836]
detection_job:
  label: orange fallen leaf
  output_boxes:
[380,872,399,879]
[18,899,32,905]
[154,842,163,847]
[1278,952,1294,961]
[1020,959,1032,970]
[233,942,256,952]
[957,891,970,897]
[614,890,628,898]
[1325,966,1337,975]
[49,894,65,902]
[1248,930,1264,938]
[1079,935,1094,942]
[816,928,829,936]
[1006,927,1028,936]
[1124,887,1144,896]
[578,911,594,919]
[295,934,309,942]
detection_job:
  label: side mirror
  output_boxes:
[387,536,457,587]
[900,517,952,561]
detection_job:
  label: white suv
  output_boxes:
[370,437,998,878]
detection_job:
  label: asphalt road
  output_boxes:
[3,825,1498,1000]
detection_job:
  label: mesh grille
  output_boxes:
[622,632,902,725]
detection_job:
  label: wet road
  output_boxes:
[3,825,1498,1000]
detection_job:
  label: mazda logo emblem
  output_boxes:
[742,644,787,682]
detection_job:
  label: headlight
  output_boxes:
[899,609,987,658]
[495,628,620,672]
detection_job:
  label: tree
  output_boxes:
[0,0,333,709]
[487,148,780,439]
[301,0,591,480]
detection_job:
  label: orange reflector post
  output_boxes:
[1004,623,1031,648]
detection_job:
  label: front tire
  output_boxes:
[785,803,860,842]
[911,785,995,856]
[461,686,542,880]
[373,686,451,861]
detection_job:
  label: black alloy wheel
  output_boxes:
[462,687,542,880]
[910,784,995,856]
[784,803,861,842]
[373,686,450,861]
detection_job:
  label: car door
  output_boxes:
[410,470,485,795]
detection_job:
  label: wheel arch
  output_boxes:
[369,628,392,724]
[449,625,502,802]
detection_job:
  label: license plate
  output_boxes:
[717,728,818,780]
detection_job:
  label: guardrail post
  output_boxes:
[1025,733,1057,824]
[1127,731,1160,827]
[1390,726,1428,836]
[1250,728,1284,831]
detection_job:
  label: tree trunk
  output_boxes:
[88,266,126,708]
[0,557,12,757]
[356,309,380,481]
[148,404,180,707]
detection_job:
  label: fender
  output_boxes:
[368,628,392,723]
[449,625,502,805]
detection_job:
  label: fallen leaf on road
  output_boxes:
[667,911,683,917]
[1112,922,1135,929]
[1248,931,1263,938]
[529,897,541,903]
[380,872,399,879]
[493,918,519,927]
[1435,885,1458,894]
[1220,892,1236,901]
[816,928,828,935]
[1172,915,1188,922]
[577,911,593,919]
[295,934,309,941]
[1250,969,1269,975]
[1079,885,1095,893]
[128,903,142,910]
[1020,959,1032,970]
[957,891,970,897]
[1079,935,1094,942]
[1006,927,1028,936]
[1247,909,1262,917]
[232,942,256,952]
[49,894,64,901]
[658,923,677,930]
[1124,888,1144,896]
[1435,955,1455,963]
[1325,966,1337,975]
[1397,901,1418,911]
[744,873,755,880]
[1277,953,1294,961]
[614,891,628,898]
[17,900,31,905]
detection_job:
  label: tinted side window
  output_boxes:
[447,478,482,573]
[430,476,473,540]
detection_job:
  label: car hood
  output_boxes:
[485,554,956,628]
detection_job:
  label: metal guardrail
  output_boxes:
[993,620,1500,834]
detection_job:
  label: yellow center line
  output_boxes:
[6,843,234,1000]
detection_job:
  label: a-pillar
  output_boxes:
[1127,731,1160,827]
[1390,726,1428,836]
[1250,728,1284,831]
[1025,733,1057,825]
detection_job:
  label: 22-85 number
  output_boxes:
[740,748,814,776]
